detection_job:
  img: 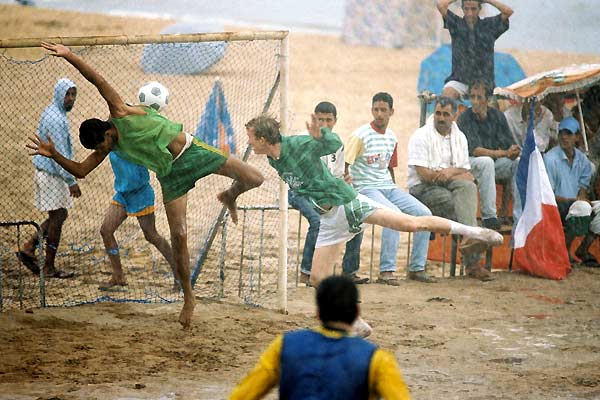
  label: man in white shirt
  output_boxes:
[408,96,493,281]
[504,99,557,152]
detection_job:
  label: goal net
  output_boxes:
[0,32,289,312]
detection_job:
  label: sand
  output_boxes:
[1,4,600,399]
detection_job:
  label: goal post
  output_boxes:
[0,31,290,312]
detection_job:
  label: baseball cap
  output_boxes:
[558,116,580,134]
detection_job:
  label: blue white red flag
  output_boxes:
[513,100,570,279]
[195,79,236,155]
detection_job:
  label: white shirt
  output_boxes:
[407,119,471,188]
[504,104,558,152]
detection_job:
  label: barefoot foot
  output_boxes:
[179,300,195,329]
[217,190,238,224]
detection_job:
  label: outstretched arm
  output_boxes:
[436,0,456,17]
[484,0,513,20]
[27,133,108,179]
[41,42,128,118]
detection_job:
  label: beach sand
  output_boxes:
[1,4,600,399]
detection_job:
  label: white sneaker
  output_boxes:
[351,317,373,338]
[475,228,504,246]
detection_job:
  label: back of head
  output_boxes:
[314,101,337,118]
[79,118,111,150]
[317,275,359,325]
[245,114,281,144]
[372,92,394,109]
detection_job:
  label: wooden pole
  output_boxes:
[278,35,289,314]
[0,31,289,49]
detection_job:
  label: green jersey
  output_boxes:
[111,106,183,177]
[268,128,357,209]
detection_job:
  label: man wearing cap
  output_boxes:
[544,116,596,264]
[436,0,513,100]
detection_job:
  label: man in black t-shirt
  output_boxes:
[436,0,513,99]
[458,81,519,230]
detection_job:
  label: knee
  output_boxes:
[142,228,159,243]
[53,208,68,224]
[248,169,264,188]
[99,224,111,239]
[480,156,495,171]
[307,215,321,229]
[169,226,187,244]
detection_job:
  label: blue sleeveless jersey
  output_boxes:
[109,151,151,194]
[279,329,376,400]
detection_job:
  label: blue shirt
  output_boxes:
[32,78,77,186]
[543,146,592,199]
[109,152,151,194]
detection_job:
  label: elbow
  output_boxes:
[504,8,514,18]
[73,171,87,179]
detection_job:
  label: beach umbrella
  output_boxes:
[494,64,600,152]
[195,79,236,155]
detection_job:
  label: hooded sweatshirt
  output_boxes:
[32,78,77,186]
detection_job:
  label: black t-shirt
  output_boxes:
[444,9,509,90]
[458,107,515,155]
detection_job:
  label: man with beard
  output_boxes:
[408,96,492,281]
[18,78,81,279]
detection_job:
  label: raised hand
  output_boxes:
[41,41,71,58]
[27,133,56,158]
[306,113,322,139]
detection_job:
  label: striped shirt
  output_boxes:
[345,122,398,190]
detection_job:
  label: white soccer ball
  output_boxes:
[138,81,169,112]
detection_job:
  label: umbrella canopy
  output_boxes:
[494,64,600,101]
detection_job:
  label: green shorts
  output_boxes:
[158,137,228,203]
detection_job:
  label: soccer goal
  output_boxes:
[0,31,289,313]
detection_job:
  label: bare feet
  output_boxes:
[179,300,195,329]
[217,190,238,224]
[99,277,127,290]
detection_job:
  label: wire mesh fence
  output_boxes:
[0,33,291,311]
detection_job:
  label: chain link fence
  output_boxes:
[0,32,291,311]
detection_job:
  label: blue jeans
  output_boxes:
[359,187,431,272]
[288,190,361,275]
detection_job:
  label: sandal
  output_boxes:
[16,251,40,275]
[466,266,494,282]
[376,276,401,286]
[47,269,75,279]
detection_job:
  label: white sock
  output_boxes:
[449,221,481,237]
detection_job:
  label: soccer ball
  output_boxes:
[138,81,169,112]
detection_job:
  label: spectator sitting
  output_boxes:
[345,92,436,284]
[504,98,557,152]
[436,0,513,100]
[544,117,596,262]
[458,81,520,230]
[408,96,494,281]
[289,101,367,286]
[544,116,597,265]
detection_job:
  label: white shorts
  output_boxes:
[443,80,469,98]
[315,193,383,248]
[34,170,73,212]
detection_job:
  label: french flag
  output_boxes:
[513,100,571,279]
